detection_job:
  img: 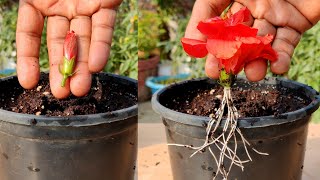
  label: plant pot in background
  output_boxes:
[138,55,160,102]
[158,60,173,76]
[146,73,190,94]
[152,77,320,180]
[0,69,15,76]
[0,73,138,180]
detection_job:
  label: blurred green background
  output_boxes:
[0,0,319,121]
[0,0,138,79]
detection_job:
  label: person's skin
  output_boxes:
[16,0,122,99]
[185,0,320,82]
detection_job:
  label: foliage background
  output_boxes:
[137,9,165,59]
[290,24,320,122]
[0,0,138,79]
[105,0,137,79]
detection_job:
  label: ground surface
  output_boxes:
[138,101,320,180]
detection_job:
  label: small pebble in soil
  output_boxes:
[209,89,215,95]
[42,92,50,96]
[36,86,42,92]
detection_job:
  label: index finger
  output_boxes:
[16,2,44,89]
[185,0,231,40]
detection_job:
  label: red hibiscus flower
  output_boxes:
[181,8,277,75]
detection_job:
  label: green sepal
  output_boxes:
[218,69,236,88]
[59,57,76,87]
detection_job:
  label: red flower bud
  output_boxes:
[59,30,78,87]
[64,30,77,60]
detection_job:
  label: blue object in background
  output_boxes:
[146,74,190,94]
[0,68,15,75]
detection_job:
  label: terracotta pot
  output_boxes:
[138,55,160,102]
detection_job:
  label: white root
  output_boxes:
[168,87,268,180]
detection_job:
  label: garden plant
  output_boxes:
[180,7,276,179]
[151,6,320,180]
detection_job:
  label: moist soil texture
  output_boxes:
[164,79,311,118]
[0,73,137,116]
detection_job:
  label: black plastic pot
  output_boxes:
[152,77,320,180]
[0,73,137,180]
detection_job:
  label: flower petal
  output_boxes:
[227,24,258,39]
[257,34,274,44]
[238,35,277,62]
[197,17,225,37]
[237,36,261,44]
[64,30,77,60]
[219,50,242,74]
[226,7,251,26]
[181,38,208,58]
[207,39,242,59]
[205,16,223,23]
[260,45,278,61]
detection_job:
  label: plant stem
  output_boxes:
[61,75,68,87]
[219,69,236,88]
[220,2,234,19]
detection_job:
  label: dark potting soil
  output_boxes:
[164,79,311,118]
[0,73,137,116]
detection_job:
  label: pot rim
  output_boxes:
[0,73,138,127]
[152,77,320,128]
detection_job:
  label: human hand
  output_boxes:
[185,0,320,81]
[16,0,122,99]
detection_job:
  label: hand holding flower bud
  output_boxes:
[59,30,78,87]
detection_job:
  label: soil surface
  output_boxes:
[0,73,137,116]
[164,79,311,117]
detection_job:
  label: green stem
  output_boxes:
[61,75,68,87]
[220,2,234,19]
[218,69,236,88]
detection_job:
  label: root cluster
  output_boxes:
[169,87,268,180]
